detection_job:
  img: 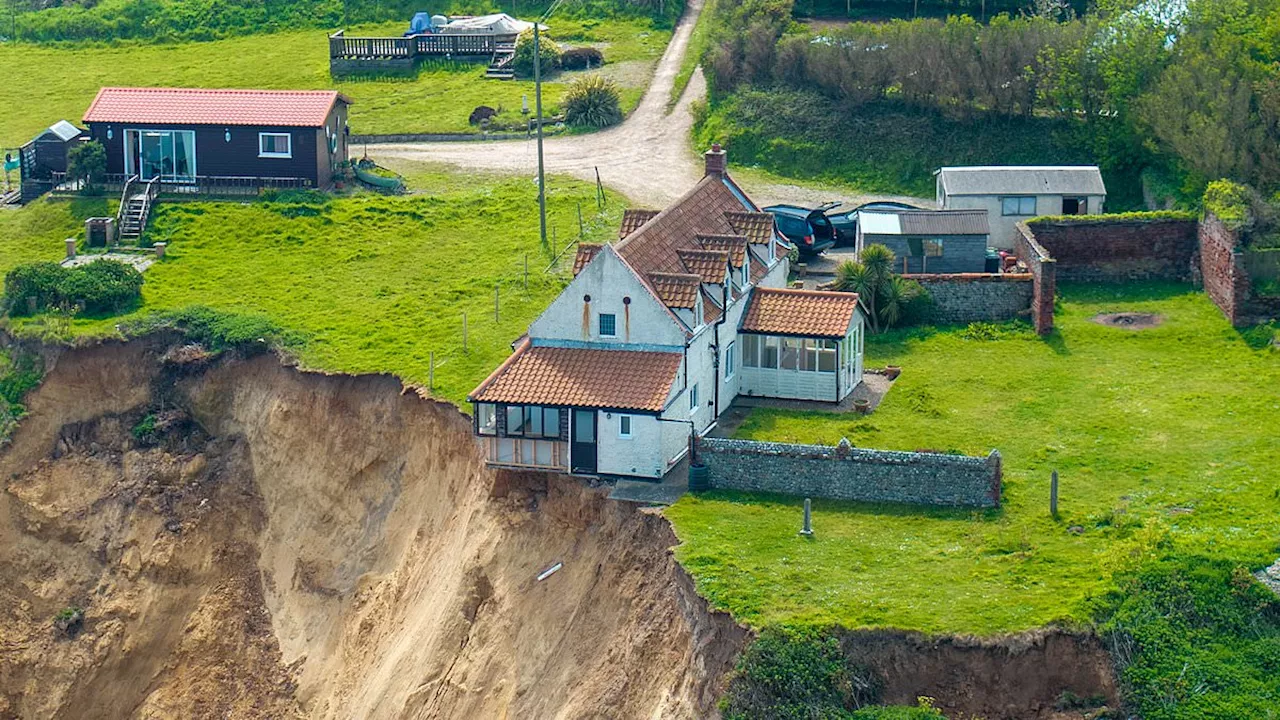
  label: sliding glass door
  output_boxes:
[125,130,196,182]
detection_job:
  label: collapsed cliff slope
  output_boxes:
[0,338,746,719]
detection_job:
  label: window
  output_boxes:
[502,404,560,439]
[908,238,944,257]
[506,405,524,435]
[259,132,292,158]
[1062,197,1085,215]
[598,313,617,337]
[1001,196,1037,216]
[743,334,759,368]
[619,414,633,439]
[799,339,818,372]
[780,338,800,370]
[544,407,560,436]
[689,384,699,414]
[761,336,779,369]
[741,262,749,286]
[724,341,736,379]
[818,340,837,373]
[477,403,497,435]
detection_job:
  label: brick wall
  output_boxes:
[1014,223,1056,336]
[1026,218,1199,282]
[1198,213,1252,326]
[698,437,1001,508]
[903,273,1033,325]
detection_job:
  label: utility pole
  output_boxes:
[534,20,548,250]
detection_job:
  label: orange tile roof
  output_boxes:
[83,87,348,127]
[615,175,752,278]
[724,212,776,245]
[677,248,730,284]
[573,243,602,276]
[741,288,860,338]
[696,234,749,267]
[469,343,681,412]
[619,209,659,239]
[646,273,702,309]
[702,288,724,325]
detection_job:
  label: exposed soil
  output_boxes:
[1091,312,1164,329]
[0,337,747,719]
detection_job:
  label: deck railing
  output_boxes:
[329,29,503,60]
[50,173,312,198]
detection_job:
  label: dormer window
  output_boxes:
[599,313,617,337]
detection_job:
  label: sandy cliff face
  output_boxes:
[0,338,746,719]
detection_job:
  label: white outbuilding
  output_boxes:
[935,166,1106,250]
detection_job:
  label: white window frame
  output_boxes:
[724,341,736,379]
[689,384,699,415]
[258,132,292,159]
[618,414,633,439]
[599,312,617,338]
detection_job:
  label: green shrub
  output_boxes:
[1029,211,1198,224]
[562,75,624,128]
[3,260,142,316]
[1203,180,1254,231]
[560,46,605,70]
[513,29,562,78]
[721,627,866,719]
[67,141,107,190]
[4,261,66,316]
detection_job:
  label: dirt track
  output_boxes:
[370,0,927,210]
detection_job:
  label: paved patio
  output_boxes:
[62,251,155,272]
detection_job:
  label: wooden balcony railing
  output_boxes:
[329,29,503,60]
[50,173,312,198]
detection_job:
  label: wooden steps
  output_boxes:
[119,193,152,240]
[486,43,516,80]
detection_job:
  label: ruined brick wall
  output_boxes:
[903,273,1034,325]
[1198,213,1251,326]
[698,438,1002,508]
[1026,218,1200,282]
[1014,223,1056,335]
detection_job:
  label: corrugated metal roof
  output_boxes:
[937,166,1106,197]
[83,87,349,127]
[859,209,990,236]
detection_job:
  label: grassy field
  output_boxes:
[1,161,624,403]
[665,283,1280,634]
[0,18,670,149]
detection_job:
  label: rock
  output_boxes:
[469,106,499,126]
[1068,525,1084,535]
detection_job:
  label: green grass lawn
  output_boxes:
[1,161,624,404]
[0,18,670,149]
[665,284,1280,634]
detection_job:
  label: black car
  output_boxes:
[762,204,837,256]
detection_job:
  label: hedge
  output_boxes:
[3,259,143,316]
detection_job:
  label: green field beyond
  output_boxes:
[1,162,624,403]
[666,285,1280,634]
[0,18,668,149]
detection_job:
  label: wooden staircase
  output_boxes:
[485,42,516,80]
[116,175,160,242]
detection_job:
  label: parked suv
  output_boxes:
[763,204,837,256]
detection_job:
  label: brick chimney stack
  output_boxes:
[704,143,726,177]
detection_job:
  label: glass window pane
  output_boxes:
[1002,197,1018,215]
[574,410,595,442]
[620,415,631,437]
[527,405,543,436]
[762,336,779,368]
[743,335,759,368]
[599,313,616,337]
[1021,197,1037,215]
[506,406,524,436]
[477,404,497,435]
[780,338,799,370]
[818,345,836,372]
[543,408,560,438]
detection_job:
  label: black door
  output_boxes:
[571,409,597,474]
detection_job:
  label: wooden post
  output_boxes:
[1050,470,1059,517]
[800,498,814,537]
[577,202,584,239]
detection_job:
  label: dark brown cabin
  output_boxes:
[82,87,352,190]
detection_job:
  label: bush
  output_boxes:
[562,75,624,128]
[2,260,143,317]
[67,141,107,190]
[1203,180,1255,230]
[513,29,562,78]
[560,46,605,70]
[720,627,864,719]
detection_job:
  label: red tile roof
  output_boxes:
[573,243,602,276]
[697,234,748,267]
[677,248,730,284]
[469,342,681,412]
[741,288,860,338]
[619,209,659,239]
[83,87,349,127]
[646,273,703,309]
[724,211,776,245]
[615,175,753,279]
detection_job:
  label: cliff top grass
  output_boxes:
[0,17,668,149]
[665,283,1280,634]
[1,160,624,404]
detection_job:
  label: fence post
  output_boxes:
[577,202,584,239]
[1050,469,1059,518]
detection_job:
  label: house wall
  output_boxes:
[86,119,334,186]
[902,273,1034,325]
[529,248,687,348]
[862,233,989,274]
[314,102,350,188]
[594,412,670,478]
[941,194,1105,250]
[1025,217,1199,282]
[699,438,1002,508]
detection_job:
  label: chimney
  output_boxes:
[704,143,726,177]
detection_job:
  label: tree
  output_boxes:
[67,141,107,191]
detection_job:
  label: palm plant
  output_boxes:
[878,275,916,329]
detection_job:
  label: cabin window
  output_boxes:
[1001,196,1036,216]
[742,334,759,368]
[619,414,633,439]
[259,132,292,158]
[761,336,779,369]
[476,403,497,435]
[780,338,800,370]
[908,238,943,257]
[818,340,837,373]
[689,384,699,414]
[598,313,617,337]
[502,404,560,439]
[724,341,736,379]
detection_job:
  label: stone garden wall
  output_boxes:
[1013,223,1056,336]
[698,437,1001,508]
[1026,217,1200,282]
[903,273,1033,325]
[1199,213,1254,326]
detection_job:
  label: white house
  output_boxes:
[468,146,867,480]
[935,166,1106,250]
